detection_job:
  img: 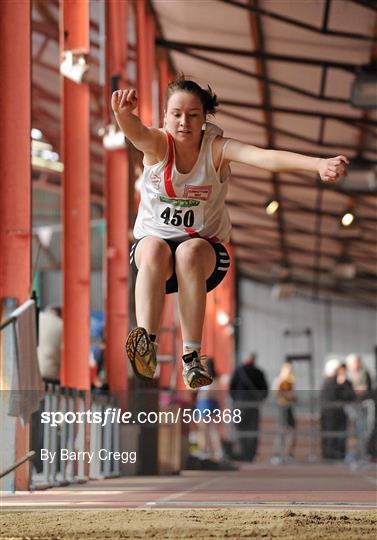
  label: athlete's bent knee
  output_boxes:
[136,237,172,270]
[175,240,215,274]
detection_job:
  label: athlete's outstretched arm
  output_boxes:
[111,89,164,156]
[223,139,349,182]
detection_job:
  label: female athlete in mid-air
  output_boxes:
[111,75,348,390]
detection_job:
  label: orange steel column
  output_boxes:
[158,54,170,119]
[104,153,129,393]
[136,0,153,126]
[104,0,129,393]
[0,1,31,304]
[0,0,31,492]
[60,0,90,390]
[213,245,236,375]
[202,291,217,360]
[201,245,236,376]
[146,11,157,124]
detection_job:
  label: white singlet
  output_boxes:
[133,122,232,243]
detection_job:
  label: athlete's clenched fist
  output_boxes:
[318,155,349,183]
[111,89,138,115]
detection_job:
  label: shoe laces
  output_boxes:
[183,353,208,371]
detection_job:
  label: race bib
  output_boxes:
[152,196,204,231]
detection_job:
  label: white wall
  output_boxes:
[239,280,377,389]
[39,270,104,312]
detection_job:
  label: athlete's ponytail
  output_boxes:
[165,73,218,115]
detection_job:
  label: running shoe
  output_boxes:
[182,351,213,389]
[125,327,157,380]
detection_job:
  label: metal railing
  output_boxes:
[229,394,376,465]
[0,301,39,488]
[31,384,120,490]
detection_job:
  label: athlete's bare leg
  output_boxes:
[134,236,173,334]
[175,239,216,343]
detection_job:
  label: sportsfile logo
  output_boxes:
[40,407,242,426]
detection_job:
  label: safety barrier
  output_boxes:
[30,386,188,488]
[31,385,120,489]
[89,390,120,479]
[0,314,23,489]
[230,394,376,464]
[0,298,42,491]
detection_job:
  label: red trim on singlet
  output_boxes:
[184,227,200,238]
[164,132,176,198]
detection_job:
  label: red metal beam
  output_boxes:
[104,0,129,394]
[213,244,236,375]
[201,291,217,376]
[0,0,32,494]
[60,0,90,390]
[158,53,170,123]
[136,0,152,126]
[0,2,32,304]
[146,10,157,126]
[201,246,236,378]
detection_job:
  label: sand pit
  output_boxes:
[1,509,376,539]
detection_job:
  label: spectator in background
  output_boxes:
[320,362,356,460]
[323,357,341,380]
[32,305,63,474]
[366,380,377,462]
[321,358,341,459]
[90,335,108,391]
[230,353,268,461]
[271,361,296,464]
[37,305,63,382]
[346,353,371,400]
[346,353,372,460]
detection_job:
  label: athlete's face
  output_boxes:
[165,91,205,143]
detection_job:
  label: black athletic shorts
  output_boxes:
[129,238,231,294]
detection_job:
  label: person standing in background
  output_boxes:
[271,361,296,464]
[230,353,269,461]
[345,353,372,460]
[320,358,341,459]
[32,305,63,474]
[195,358,224,462]
[37,305,63,382]
[320,363,356,460]
[346,354,371,400]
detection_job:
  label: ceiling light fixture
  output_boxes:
[31,128,43,140]
[60,50,89,84]
[341,211,355,227]
[102,124,127,150]
[265,198,279,215]
[216,310,230,327]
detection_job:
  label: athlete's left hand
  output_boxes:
[318,155,349,182]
